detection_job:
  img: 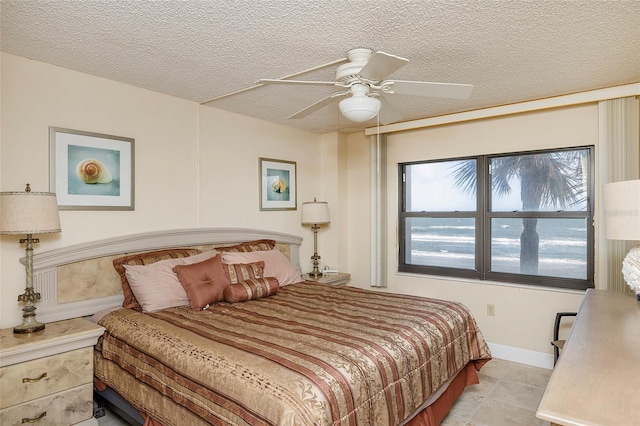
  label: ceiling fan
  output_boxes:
[257,48,474,124]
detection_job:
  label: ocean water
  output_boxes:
[406,217,587,279]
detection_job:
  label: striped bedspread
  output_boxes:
[95,281,491,426]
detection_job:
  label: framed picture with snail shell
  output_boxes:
[259,157,297,211]
[49,127,135,210]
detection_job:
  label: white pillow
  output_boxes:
[221,248,303,286]
[124,250,217,312]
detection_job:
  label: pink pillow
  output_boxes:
[221,249,302,286]
[173,255,231,310]
[114,248,201,311]
[223,277,280,303]
[121,250,218,312]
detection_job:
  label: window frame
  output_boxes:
[398,146,595,291]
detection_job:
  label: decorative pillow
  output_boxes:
[123,258,189,312]
[215,239,276,253]
[223,261,265,284]
[172,255,230,310]
[113,249,216,311]
[223,277,280,303]
[222,248,303,286]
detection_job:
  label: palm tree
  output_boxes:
[452,151,586,274]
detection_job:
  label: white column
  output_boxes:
[599,96,640,292]
[370,134,387,287]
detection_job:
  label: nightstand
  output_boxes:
[305,272,351,286]
[0,317,105,425]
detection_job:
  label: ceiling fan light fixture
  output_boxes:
[256,48,472,125]
[339,95,381,122]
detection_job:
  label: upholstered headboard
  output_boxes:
[28,228,303,323]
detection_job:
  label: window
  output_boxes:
[399,147,594,290]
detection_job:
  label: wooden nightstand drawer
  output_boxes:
[0,318,104,426]
[0,383,93,425]
[0,347,93,409]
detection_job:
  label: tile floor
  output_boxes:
[97,358,552,426]
[441,358,552,426]
[96,411,129,426]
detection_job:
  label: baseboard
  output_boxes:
[488,342,554,370]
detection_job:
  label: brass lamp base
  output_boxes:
[309,223,323,279]
[14,288,45,334]
[14,319,45,334]
[308,269,323,279]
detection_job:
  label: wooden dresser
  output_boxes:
[0,318,104,425]
[536,289,640,425]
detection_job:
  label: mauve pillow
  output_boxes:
[223,277,280,303]
[173,255,230,310]
[222,248,303,286]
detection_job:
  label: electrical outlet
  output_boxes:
[487,304,495,316]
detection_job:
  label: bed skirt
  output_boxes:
[404,362,482,425]
[95,355,485,426]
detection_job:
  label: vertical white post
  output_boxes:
[599,97,640,292]
[370,134,387,287]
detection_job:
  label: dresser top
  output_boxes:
[536,289,640,425]
[0,317,104,367]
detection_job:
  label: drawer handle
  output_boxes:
[22,411,47,423]
[22,372,47,383]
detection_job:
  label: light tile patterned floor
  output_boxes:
[442,358,552,426]
[98,358,552,425]
[97,410,130,426]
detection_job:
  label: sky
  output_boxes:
[407,160,523,212]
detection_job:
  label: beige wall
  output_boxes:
[197,105,345,272]
[346,105,600,356]
[0,51,621,364]
[0,53,196,326]
[0,53,336,327]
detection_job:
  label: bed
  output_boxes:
[29,228,491,425]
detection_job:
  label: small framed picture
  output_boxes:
[49,127,135,210]
[259,157,297,211]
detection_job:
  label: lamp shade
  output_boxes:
[301,200,330,225]
[339,95,381,122]
[602,179,640,241]
[0,190,61,234]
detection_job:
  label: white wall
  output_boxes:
[0,53,341,328]
[346,105,600,360]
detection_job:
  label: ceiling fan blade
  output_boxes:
[359,51,409,82]
[257,78,338,86]
[377,96,403,125]
[386,80,474,99]
[288,91,348,119]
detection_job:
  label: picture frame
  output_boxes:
[259,157,297,211]
[49,127,135,210]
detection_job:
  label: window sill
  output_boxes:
[394,271,588,295]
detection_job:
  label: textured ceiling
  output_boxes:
[2,0,640,134]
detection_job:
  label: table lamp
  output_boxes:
[603,179,640,301]
[0,184,61,333]
[301,198,330,278]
